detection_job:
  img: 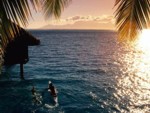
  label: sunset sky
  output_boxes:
[27,0,116,30]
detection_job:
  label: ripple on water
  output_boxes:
[2,30,150,113]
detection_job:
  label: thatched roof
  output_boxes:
[8,24,40,46]
[4,25,40,65]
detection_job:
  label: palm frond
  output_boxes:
[43,0,71,19]
[30,0,41,11]
[115,0,150,41]
[0,0,34,48]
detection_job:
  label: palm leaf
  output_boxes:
[0,0,33,48]
[43,0,71,19]
[115,0,150,41]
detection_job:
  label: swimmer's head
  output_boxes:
[49,81,52,84]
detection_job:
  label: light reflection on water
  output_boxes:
[1,30,150,112]
[114,39,150,112]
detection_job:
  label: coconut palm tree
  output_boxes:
[115,0,150,41]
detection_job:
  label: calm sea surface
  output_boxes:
[0,30,150,113]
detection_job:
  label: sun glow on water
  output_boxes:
[114,29,150,112]
[137,29,150,53]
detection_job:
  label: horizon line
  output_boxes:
[26,28,116,31]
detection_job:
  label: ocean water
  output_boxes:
[0,30,150,113]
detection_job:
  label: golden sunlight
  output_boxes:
[137,29,150,53]
[114,29,150,112]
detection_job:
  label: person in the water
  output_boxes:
[31,86,36,95]
[48,81,57,97]
[31,86,42,105]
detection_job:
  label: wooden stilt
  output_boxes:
[20,63,24,79]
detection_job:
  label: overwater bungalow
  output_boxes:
[3,27,40,79]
